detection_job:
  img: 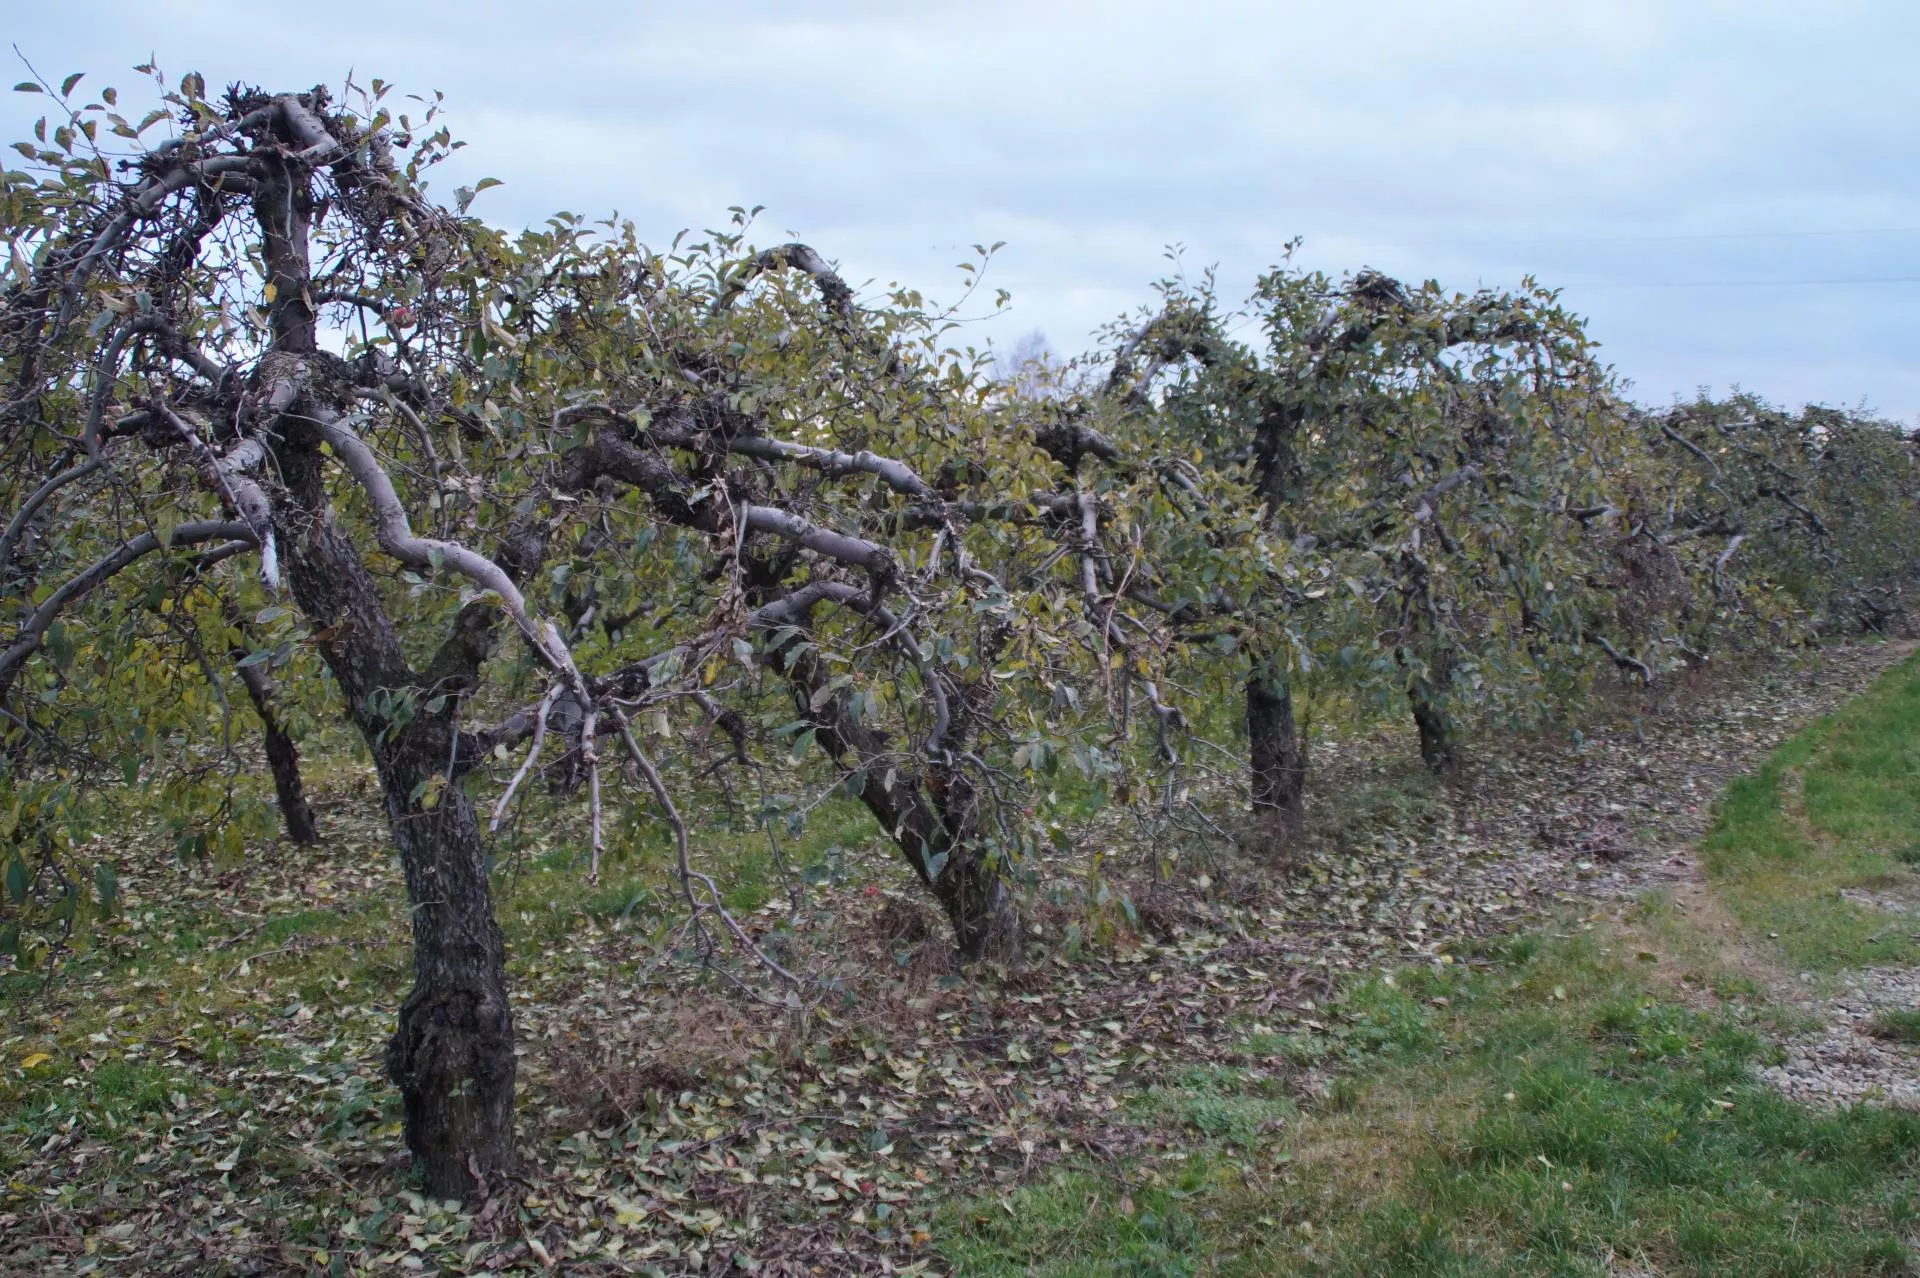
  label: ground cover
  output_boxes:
[948,645,1920,1275]
[0,641,1912,1274]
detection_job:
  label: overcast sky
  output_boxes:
[9,2,1919,419]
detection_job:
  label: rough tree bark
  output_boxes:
[274,430,518,1198]
[1246,395,1311,856]
[1245,670,1307,853]
[1408,648,1458,775]
[761,596,1020,963]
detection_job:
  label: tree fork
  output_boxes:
[274,444,519,1198]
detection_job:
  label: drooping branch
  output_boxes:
[1711,533,1748,594]
[565,429,899,575]
[489,685,561,832]
[1659,417,1722,478]
[0,458,101,581]
[1757,484,1830,540]
[314,410,614,864]
[1411,465,1483,524]
[0,520,255,703]
[54,155,259,332]
[1585,630,1653,683]
[609,705,802,986]
[0,313,193,574]
[750,579,950,753]
[713,242,855,320]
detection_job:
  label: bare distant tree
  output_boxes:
[995,329,1064,399]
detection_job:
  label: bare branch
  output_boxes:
[155,404,279,590]
[56,155,257,331]
[713,242,854,320]
[610,705,802,986]
[1585,630,1653,684]
[314,412,600,744]
[749,580,950,753]
[489,685,561,832]
[725,435,935,500]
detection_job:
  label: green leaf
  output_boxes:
[13,83,42,94]
[60,73,83,97]
[789,728,816,763]
[5,857,26,905]
[809,673,853,711]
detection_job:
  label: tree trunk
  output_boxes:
[255,116,518,1202]
[275,430,518,1201]
[927,839,1021,963]
[1246,667,1307,856]
[1408,649,1457,774]
[916,764,1021,964]
[234,661,317,844]
[776,632,1021,962]
[377,741,518,1200]
[847,743,1020,964]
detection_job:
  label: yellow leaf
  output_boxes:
[19,1052,50,1069]
[605,1193,648,1227]
[263,282,277,303]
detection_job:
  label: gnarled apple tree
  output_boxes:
[0,70,1100,1195]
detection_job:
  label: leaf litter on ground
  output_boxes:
[0,641,1911,1275]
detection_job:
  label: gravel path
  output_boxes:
[1757,964,1920,1107]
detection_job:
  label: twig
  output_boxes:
[610,706,802,987]
[490,685,561,832]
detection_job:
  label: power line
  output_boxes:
[1426,227,1920,248]
[1564,275,1920,289]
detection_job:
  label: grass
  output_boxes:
[1867,1009,1920,1044]
[1702,651,1920,974]
[946,934,1920,1276]
[0,773,898,1205]
[942,649,1920,1276]
[1125,1066,1298,1148]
